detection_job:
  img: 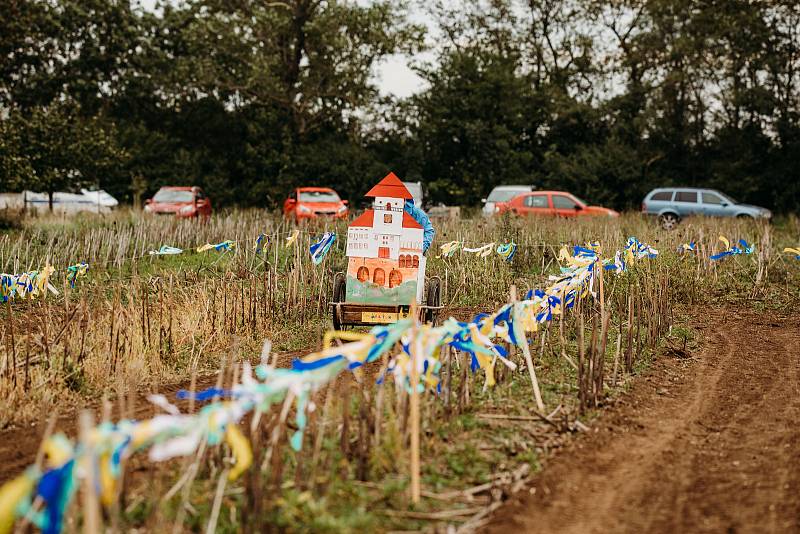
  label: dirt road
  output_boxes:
[487,307,800,533]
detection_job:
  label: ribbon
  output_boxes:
[710,236,753,261]
[496,242,516,262]
[254,234,270,255]
[784,247,800,260]
[196,240,235,253]
[285,230,300,247]
[148,246,183,256]
[0,266,58,303]
[309,232,336,265]
[438,241,462,258]
[65,263,88,289]
[463,243,495,257]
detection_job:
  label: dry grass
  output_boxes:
[1,209,798,532]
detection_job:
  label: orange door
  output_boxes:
[519,193,552,216]
[551,194,581,217]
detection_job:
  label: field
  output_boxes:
[1,209,798,533]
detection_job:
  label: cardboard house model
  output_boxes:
[345,173,426,306]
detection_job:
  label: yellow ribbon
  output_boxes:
[285,229,300,247]
[225,424,252,481]
[0,471,35,534]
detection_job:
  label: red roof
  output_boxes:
[402,211,422,229]
[348,209,423,230]
[365,172,413,199]
[350,209,374,227]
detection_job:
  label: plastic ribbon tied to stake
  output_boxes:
[148,246,183,256]
[65,263,89,289]
[440,241,516,262]
[784,247,800,260]
[285,229,300,247]
[196,240,236,253]
[0,266,58,303]
[254,234,270,255]
[496,242,517,262]
[309,232,336,265]
[0,236,660,534]
[710,236,754,261]
[438,241,463,258]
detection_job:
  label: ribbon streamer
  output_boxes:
[438,241,462,258]
[285,230,300,247]
[783,247,800,260]
[148,246,183,256]
[254,234,270,255]
[496,242,517,262]
[65,263,88,288]
[710,236,753,261]
[309,232,336,265]
[197,240,235,253]
[463,243,495,257]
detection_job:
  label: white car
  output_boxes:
[482,185,534,216]
[0,189,118,214]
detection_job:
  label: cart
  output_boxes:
[330,272,442,330]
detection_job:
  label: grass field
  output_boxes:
[1,209,798,532]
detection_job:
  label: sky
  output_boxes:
[137,0,428,98]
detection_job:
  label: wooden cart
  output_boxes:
[330,272,442,329]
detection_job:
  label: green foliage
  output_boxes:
[1,0,799,212]
[0,102,126,205]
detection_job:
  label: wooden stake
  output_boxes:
[79,410,101,534]
[409,323,421,504]
[519,336,545,412]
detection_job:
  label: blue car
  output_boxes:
[642,188,772,229]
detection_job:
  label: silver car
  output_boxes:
[482,185,534,216]
[642,187,771,229]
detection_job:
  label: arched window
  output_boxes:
[399,255,406,268]
[389,269,403,288]
[412,255,419,268]
[373,268,386,286]
[357,266,369,282]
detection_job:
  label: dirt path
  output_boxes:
[486,307,800,533]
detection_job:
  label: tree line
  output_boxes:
[1,0,798,212]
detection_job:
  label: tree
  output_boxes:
[6,102,126,211]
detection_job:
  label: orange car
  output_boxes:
[497,191,619,218]
[283,187,349,221]
[144,186,212,219]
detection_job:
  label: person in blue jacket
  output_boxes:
[404,199,434,254]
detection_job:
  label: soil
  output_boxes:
[486,307,800,534]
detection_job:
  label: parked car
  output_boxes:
[0,189,118,215]
[497,191,619,218]
[402,181,424,207]
[144,186,212,218]
[482,185,534,216]
[642,188,772,229]
[284,187,348,221]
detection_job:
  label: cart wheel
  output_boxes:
[332,272,346,330]
[425,276,441,324]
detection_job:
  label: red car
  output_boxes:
[283,187,348,221]
[144,186,212,219]
[497,191,619,218]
